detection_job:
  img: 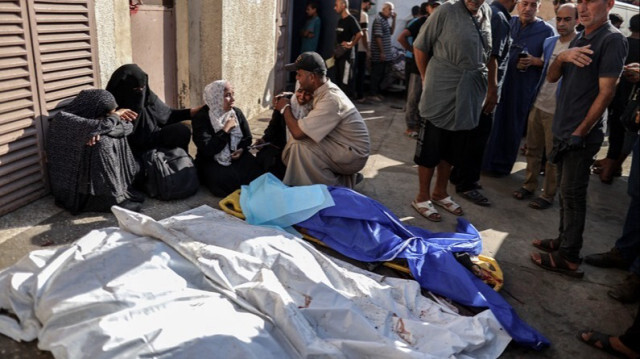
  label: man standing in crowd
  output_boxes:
[513,3,578,210]
[397,1,434,138]
[593,14,640,183]
[609,13,623,29]
[369,2,396,102]
[547,0,571,29]
[530,0,628,277]
[276,52,370,188]
[483,0,555,177]
[578,63,639,358]
[449,0,517,206]
[410,0,492,222]
[355,0,374,102]
[300,1,321,54]
[334,0,362,97]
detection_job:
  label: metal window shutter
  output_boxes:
[28,0,99,113]
[0,0,46,215]
[0,0,99,215]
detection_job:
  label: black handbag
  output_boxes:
[334,44,348,59]
[142,147,199,200]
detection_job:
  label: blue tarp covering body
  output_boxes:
[240,174,550,350]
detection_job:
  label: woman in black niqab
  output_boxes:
[106,64,201,154]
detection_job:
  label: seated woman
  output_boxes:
[106,64,202,155]
[255,82,313,179]
[47,89,143,213]
[192,80,263,197]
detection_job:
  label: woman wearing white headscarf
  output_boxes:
[255,82,313,179]
[192,80,263,197]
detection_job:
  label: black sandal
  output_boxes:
[529,197,552,210]
[577,330,628,358]
[513,187,533,200]
[531,251,584,278]
[532,238,560,252]
[460,189,491,207]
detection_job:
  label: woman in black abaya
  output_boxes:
[47,89,143,213]
[106,64,202,155]
[192,80,263,197]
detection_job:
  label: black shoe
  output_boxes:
[128,189,146,203]
[608,274,640,303]
[459,189,491,206]
[117,200,143,213]
[584,248,631,270]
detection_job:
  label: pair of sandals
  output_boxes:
[411,196,463,222]
[530,238,584,278]
[578,330,639,358]
[513,187,552,210]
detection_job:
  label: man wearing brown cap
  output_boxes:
[275,52,370,188]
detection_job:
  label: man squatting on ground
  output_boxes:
[274,52,370,188]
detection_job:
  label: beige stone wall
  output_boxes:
[183,0,277,119]
[93,0,132,88]
[538,0,556,21]
[221,1,277,119]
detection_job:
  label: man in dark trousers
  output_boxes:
[368,2,396,102]
[530,0,628,278]
[449,0,518,206]
[333,0,362,97]
[397,1,436,138]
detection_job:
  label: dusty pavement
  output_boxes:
[0,91,635,358]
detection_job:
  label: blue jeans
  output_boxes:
[556,141,601,263]
[615,139,640,275]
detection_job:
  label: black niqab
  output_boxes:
[106,64,173,151]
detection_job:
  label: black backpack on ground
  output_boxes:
[142,147,199,200]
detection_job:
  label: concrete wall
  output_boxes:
[93,0,132,88]
[182,0,277,119]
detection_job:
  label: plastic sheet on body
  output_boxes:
[238,174,549,350]
[0,205,511,358]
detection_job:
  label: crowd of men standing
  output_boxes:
[296,0,639,356]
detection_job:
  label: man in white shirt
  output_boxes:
[513,4,578,210]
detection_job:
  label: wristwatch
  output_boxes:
[280,104,290,115]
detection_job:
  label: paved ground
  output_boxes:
[0,91,635,358]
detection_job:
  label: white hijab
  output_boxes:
[203,80,242,166]
[288,81,313,141]
[290,81,312,120]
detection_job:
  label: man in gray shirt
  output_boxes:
[530,0,628,278]
[410,0,492,222]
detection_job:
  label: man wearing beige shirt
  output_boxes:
[275,52,370,188]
